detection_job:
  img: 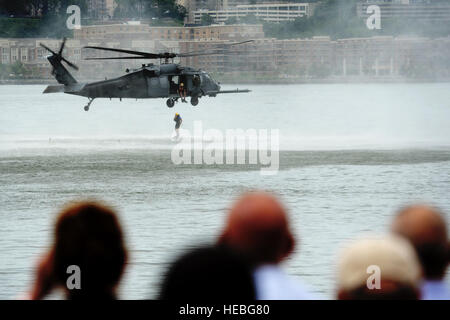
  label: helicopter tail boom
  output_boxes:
[43,85,65,93]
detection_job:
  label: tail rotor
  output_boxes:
[40,37,79,75]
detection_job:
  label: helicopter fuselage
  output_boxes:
[69,64,221,100]
[42,39,251,111]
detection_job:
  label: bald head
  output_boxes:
[219,192,294,265]
[392,205,449,279]
[392,205,447,244]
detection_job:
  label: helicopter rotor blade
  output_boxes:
[41,39,79,71]
[85,56,154,60]
[176,47,223,57]
[84,46,161,59]
[178,49,246,58]
[58,37,67,55]
[83,40,253,61]
[39,43,57,55]
[177,40,254,57]
[61,57,79,70]
[222,40,254,46]
[85,50,244,60]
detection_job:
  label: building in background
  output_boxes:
[0,38,82,78]
[87,0,117,20]
[1,22,449,81]
[180,35,450,79]
[73,23,264,42]
[192,2,317,24]
[357,0,450,21]
[182,0,306,24]
[184,0,300,10]
[181,0,219,24]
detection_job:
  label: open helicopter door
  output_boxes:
[146,75,169,98]
[189,74,202,97]
[169,75,179,94]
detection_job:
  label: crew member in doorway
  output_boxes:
[174,113,182,139]
[178,82,187,103]
[193,75,201,87]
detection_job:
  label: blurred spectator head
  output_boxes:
[391,204,449,280]
[218,192,294,266]
[337,235,421,300]
[159,245,256,300]
[31,201,127,300]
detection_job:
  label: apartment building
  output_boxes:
[180,35,450,77]
[87,0,116,20]
[192,2,317,24]
[74,23,264,42]
[182,0,302,23]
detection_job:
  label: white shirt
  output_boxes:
[253,264,315,300]
[421,280,450,300]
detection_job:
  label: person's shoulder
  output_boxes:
[254,265,317,300]
[421,280,450,300]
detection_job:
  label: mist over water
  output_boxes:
[1,83,450,151]
[1,83,450,299]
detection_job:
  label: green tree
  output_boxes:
[224,17,238,25]
[200,14,214,26]
[0,0,29,16]
[240,14,260,25]
[114,0,186,22]
[0,0,88,17]
[0,63,9,79]
[7,62,30,78]
[0,1,89,38]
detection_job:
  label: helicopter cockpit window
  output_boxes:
[207,73,218,83]
[202,74,211,83]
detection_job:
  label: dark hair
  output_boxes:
[53,201,127,299]
[415,242,449,279]
[159,245,256,301]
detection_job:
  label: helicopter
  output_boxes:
[41,38,252,111]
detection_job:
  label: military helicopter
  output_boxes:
[41,38,252,111]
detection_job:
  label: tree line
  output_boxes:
[0,0,87,17]
[0,0,186,38]
[1,0,448,39]
[114,0,186,22]
[0,0,185,20]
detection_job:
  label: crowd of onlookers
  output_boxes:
[25,192,449,300]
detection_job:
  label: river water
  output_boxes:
[1,83,449,299]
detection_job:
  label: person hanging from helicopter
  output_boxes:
[178,81,187,103]
[174,113,183,139]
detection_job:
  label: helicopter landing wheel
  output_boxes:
[84,98,94,112]
[166,99,175,108]
[191,97,199,106]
